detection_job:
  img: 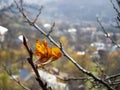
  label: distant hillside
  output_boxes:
[42,0,115,22]
[4,0,117,23]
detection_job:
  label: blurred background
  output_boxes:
[0,0,120,90]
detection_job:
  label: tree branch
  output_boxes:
[14,0,115,90]
[3,64,31,90]
[47,22,55,36]
[23,36,51,90]
[59,77,92,81]
[97,17,120,48]
[106,73,120,80]
[33,6,43,24]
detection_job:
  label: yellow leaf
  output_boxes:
[35,39,62,67]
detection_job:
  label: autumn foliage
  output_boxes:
[34,39,62,67]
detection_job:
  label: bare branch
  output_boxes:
[15,0,115,89]
[47,22,55,36]
[115,18,120,28]
[23,36,51,90]
[97,17,120,48]
[33,6,43,23]
[106,73,120,80]
[110,82,120,86]
[59,77,92,81]
[3,64,31,90]
[110,0,120,17]
[20,0,23,11]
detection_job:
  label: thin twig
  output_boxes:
[115,18,120,28]
[110,82,120,86]
[110,0,120,17]
[116,0,120,8]
[20,0,23,11]
[23,36,51,90]
[97,17,120,48]
[110,0,120,29]
[47,22,55,36]
[3,64,31,90]
[110,0,120,22]
[61,77,92,81]
[106,73,120,80]
[33,6,43,23]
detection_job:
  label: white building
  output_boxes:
[0,26,8,42]
[38,70,69,90]
[90,42,105,50]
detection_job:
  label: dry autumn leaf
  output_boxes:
[34,39,62,67]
